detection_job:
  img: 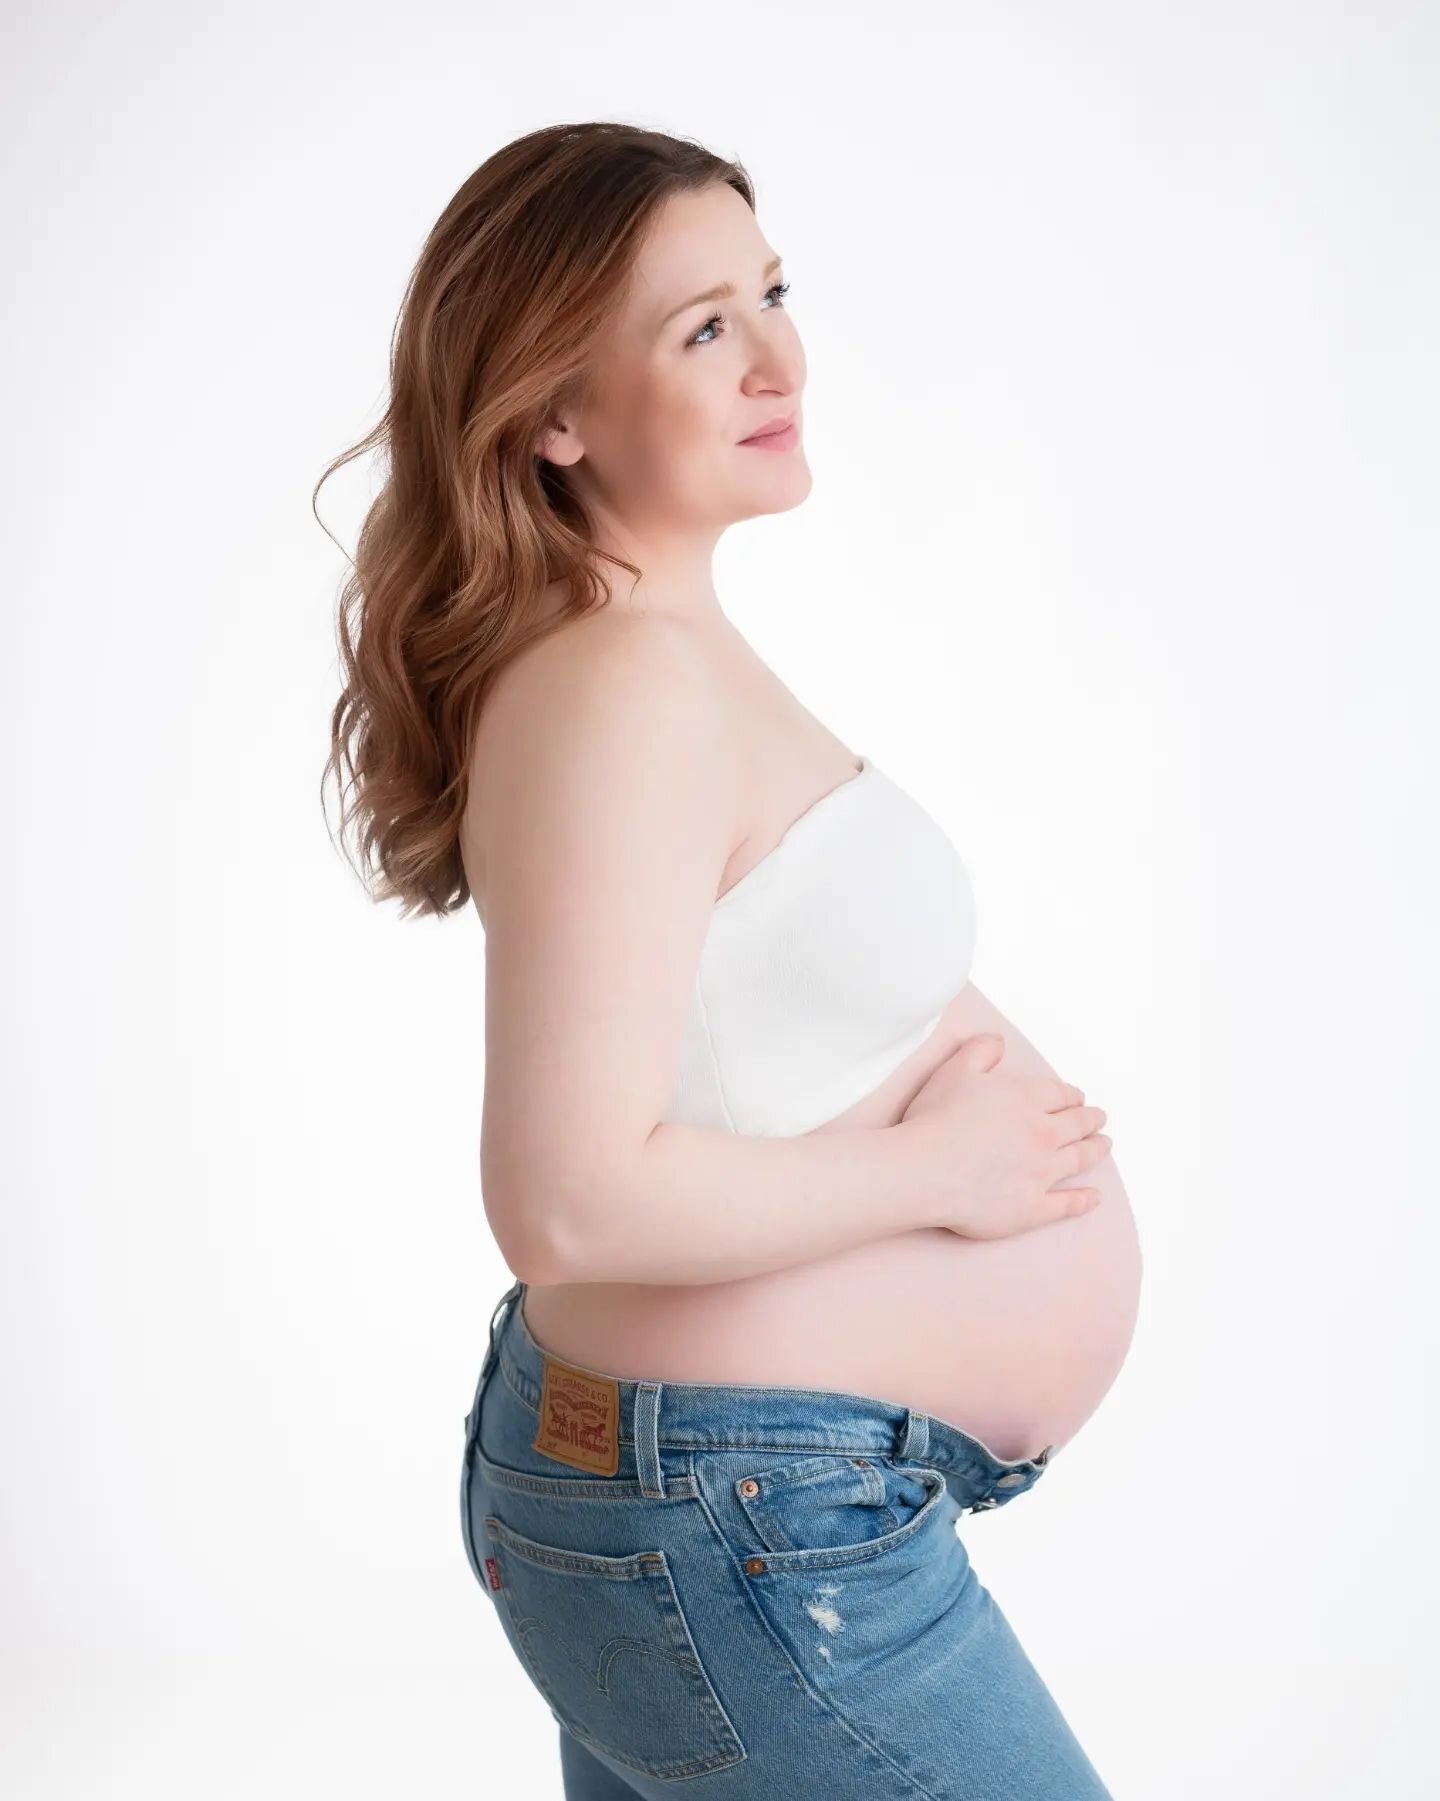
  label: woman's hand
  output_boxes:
[897,1032,1111,1239]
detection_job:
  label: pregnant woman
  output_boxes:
[322,122,1141,1798]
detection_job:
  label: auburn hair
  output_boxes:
[316,121,755,918]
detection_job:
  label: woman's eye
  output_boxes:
[688,280,791,348]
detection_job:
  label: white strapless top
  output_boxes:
[662,757,976,1137]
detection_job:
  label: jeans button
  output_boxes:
[995,1471,1027,1488]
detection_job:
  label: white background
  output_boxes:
[5,2,1437,1795]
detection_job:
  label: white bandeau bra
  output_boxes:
[663,756,976,1137]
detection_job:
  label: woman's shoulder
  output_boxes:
[482,596,720,756]
[462,597,738,917]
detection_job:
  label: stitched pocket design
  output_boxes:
[480,1512,746,1781]
[733,1453,947,1566]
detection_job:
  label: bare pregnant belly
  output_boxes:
[520,984,1143,1464]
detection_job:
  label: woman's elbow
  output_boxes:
[480,1143,621,1285]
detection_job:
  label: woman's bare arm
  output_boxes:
[532,1115,939,1287]
[471,611,950,1288]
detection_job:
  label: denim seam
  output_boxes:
[500,1357,540,1414]
[686,1465,947,1801]
[475,1444,698,1503]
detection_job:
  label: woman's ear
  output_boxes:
[535,418,584,467]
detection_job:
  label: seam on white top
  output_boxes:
[691,963,739,1132]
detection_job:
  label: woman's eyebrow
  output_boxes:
[655,253,784,332]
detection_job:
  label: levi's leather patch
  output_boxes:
[531,1352,620,1475]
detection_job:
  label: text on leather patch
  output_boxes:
[532,1353,620,1475]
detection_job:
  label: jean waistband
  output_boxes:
[465,1278,1054,1513]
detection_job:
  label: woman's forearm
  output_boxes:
[505,1116,945,1286]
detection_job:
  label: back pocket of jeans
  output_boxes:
[479,1512,746,1781]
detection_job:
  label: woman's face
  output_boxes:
[541,182,810,543]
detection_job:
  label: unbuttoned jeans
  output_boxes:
[459,1278,1113,1799]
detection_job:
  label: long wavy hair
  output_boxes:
[316,122,755,918]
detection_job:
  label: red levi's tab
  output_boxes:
[531,1351,621,1475]
[483,1557,502,1591]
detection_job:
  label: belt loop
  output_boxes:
[464,1277,524,1447]
[633,1381,665,1497]
[898,1408,931,1463]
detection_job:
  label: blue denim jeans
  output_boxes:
[460,1279,1113,1798]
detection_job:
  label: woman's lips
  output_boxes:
[739,420,799,451]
